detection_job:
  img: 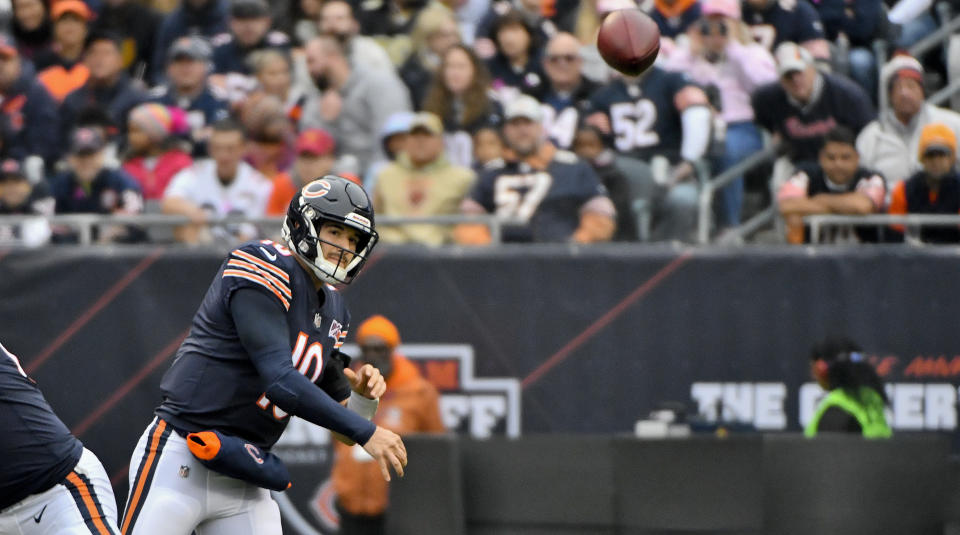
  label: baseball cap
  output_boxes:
[408,112,443,135]
[168,36,213,62]
[69,127,106,155]
[231,0,270,19]
[701,0,741,19]
[0,158,25,181]
[504,95,544,122]
[0,34,16,58]
[52,0,94,21]
[774,42,813,76]
[919,123,957,158]
[296,129,335,156]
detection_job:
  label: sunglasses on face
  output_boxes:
[546,53,579,64]
[698,19,728,36]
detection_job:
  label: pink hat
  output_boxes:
[129,103,173,143]
[701,0,741,19]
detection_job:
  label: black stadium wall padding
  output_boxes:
[3,244,960,533]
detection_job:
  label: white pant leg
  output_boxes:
[0,448,120,535]
[121,418,282,535]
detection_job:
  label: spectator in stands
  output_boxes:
[250,49,308,124]
[888,123,960,243]
[92,0,161,79]
[423,44,503,168]
[163,119,272,245]
[857,55,960,189]
[300,36,411,177]
[239,92,295,178]
[153,0,230,83]
[741,0,830,62]
[50,127,145,243]
[332,314,445,535]
[354,0,436,38]
[805,336,891,437]
[585,56,711,242]
[61,31,149,150]
[35,0,91,102]
[535,32,599,150]
[0,158,53,247]
[373,111,476,246]
[11,0,52,62]
[123,103,193,202]
[474,0,556,59]
[365,111,414,190]
[400,5,462,111]
[210,0,291,103]
[777,125,886,244]
[0,34,60,167]
[472,125,504,170]
[456,95,616,244]
[486,9,547,100]
[649,0,702,40]
[808,0,884,101]
[266,128,337,215]
[660,0,777,228]
[752,42,874,167]
[319,0,395,73]
[572,124,638,241]
[149,36,231,158]
[292,0,322,45]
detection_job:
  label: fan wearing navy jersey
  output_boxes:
[455,95,616,244]
[534,32,599,150]
[742,0,830,61]
[0,342,120,535]
[121,176,407,535]
[584,67,711,241]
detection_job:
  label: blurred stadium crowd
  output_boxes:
[0,0,958,246]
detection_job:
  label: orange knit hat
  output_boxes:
[356,315,401,348]
[918,123,957,159]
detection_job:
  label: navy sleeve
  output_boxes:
[25,83,61,164]
[575,160,608,203]
[793,1,826,42]
[229,288,377,445]
[469,171,497,212]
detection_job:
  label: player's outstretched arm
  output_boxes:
[230,288,377,446]
[363,426,407,481]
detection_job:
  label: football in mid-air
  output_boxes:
[597,9,661,76]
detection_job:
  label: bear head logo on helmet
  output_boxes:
[281,176,379,285]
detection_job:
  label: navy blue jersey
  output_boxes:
[50,168,144,215]
[649,2,702,39]
[469,149,608,242]
[0,343,83,510]
[585,68,693,162]
[156,240,353,450]
[742,0,825,51]
[534,78,599,150]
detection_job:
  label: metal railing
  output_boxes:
[804,213,960,243]
[0,213,514,246]
[696,143,781,244]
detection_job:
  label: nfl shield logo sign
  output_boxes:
[313,313,322,329]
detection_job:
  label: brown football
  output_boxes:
[597,9,661,77]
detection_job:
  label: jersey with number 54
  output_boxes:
[467,148,609,242]
[156,239,353,450]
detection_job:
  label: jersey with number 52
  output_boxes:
[587,67,695,163]
[469,150,609,242]
[156,239,353,450]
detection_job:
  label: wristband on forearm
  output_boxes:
[347,391,379,420]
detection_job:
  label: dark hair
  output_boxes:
[423,44,493,129]
[84,29,124,53]
[821,125,856,148]
[810,336,889,404]
[321,0,358,21]
[211,118,247,137]
[491,9,538,53]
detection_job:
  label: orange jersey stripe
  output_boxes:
[223,269,291,310]
[121,420,167,534]
[226,259,292,298]
[66,472,114,535]
[232,250,290,282]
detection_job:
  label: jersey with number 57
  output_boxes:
[465,147,610,242]
[586,66,698,163]
[156,239,352,450]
